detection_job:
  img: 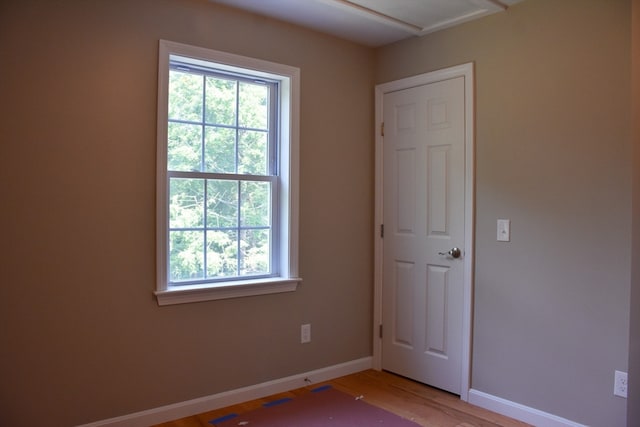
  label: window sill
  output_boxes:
[155,277,302,306]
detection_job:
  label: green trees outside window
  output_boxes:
[167,67,275,283]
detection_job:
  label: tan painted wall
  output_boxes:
[0,1,375,425]
[375,1,631,425]
[1,0,635,426]
[628,0,640,424]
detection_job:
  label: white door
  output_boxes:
[381,76,466,394]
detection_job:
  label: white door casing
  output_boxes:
[373,63,474,401]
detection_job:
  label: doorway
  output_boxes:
[372,63,475,401]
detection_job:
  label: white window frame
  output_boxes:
[155,40,301,306]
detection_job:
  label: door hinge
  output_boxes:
[380,224,384,238]
[379,324,383,338]
[380,122,385,137]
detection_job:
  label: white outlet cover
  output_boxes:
[301,324,311,344]
[497,219,510,242]
[614,370,628,398]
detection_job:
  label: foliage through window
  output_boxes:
[168,66,277,283]
[156,41,300,305]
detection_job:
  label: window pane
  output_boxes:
[168,122,202,172]
[170,231,204,281]
[205,76,236,126]
[241,181,270,227]
[170,178,204,228]
[206,230,238,277]
[162,48,291,293]
[240,229,270,275]
[238,130,268,175]
[239,82,268,130]
[169,70,203,122]
[204,126,236,173]
[206,179,238,228]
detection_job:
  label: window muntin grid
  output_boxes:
[166,64,279,285]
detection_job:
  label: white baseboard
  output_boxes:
[468,389,587,427]
[77,357,373,427]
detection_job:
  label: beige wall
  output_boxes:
[1,1,635,426]
[376,1,631,426]
[629,0,640,424]
[0,1,375,426]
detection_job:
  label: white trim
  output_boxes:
[373,63,475,402]
[461,62,476,403]
[77,357,373,427]
[317,0,505,37]
[155,40,301,305]
[155,277,302,305]
[468,389,588,427]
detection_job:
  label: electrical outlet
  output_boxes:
[301,324,311,344]
[614,370,628,398]
[497,219,510,242]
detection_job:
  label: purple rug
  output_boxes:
[210,385,420,426]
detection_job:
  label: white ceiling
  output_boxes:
[210,0,523,47]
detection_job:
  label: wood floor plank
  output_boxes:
[153,370,530,427]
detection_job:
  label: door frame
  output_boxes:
[373,63,475,402]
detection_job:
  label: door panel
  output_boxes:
[425,265,449,357]
[382,76,465,394]
[394,261,415,348]
[396,149,416,232]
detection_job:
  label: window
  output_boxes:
[155,40,301,305]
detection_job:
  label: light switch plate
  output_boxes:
[497,219,510,242]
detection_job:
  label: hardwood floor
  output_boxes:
[153,369,531,427]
